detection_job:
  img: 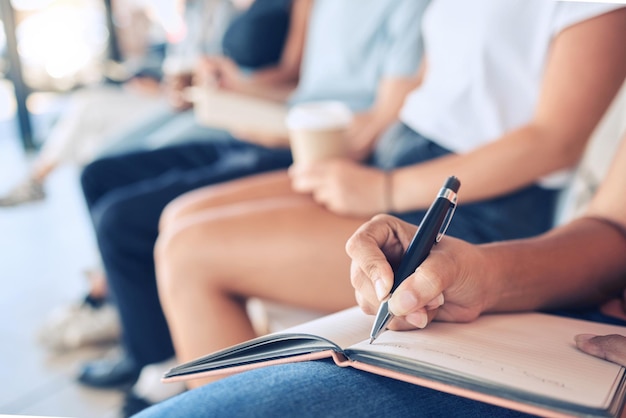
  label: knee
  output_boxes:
[91,196,137,250]
[80,157,115,207]
[80,158,104,199]
[159,198,185,233]
[159,189,214,233]
[154,221,212,298]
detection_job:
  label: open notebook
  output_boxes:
[164,307,626,418]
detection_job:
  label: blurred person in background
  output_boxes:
[73,0,427,415]
[0,0,286,209]
[29,0,290,354]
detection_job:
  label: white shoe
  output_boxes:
[37,296,121,351]
[0,177,46,207]
[131,358,186,403]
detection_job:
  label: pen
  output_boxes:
[369,175,460,343]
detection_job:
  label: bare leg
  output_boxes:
[155,193,366,388]
[159,170,294,231]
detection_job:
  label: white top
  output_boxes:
[399,0,624,188]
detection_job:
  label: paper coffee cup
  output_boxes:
[286,101,352,165]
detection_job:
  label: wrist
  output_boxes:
[382,171,396,213]
[475,245,505,314]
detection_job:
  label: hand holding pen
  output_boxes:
[345,176,460,342]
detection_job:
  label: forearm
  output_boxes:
[389,11,626,212]
[482,217,626,313]
[349,73,425,159]
[390,124,584,211]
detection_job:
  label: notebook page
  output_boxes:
[351,312,625,408]
[274,306,373,349]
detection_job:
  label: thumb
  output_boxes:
[575,333,626,367]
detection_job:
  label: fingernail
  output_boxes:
[374,279,387,301]
[574,333,595,344]
[394,290,417,314]
[406,310,428,328]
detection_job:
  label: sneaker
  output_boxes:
[0,177,46,207]
[37,294,121,351]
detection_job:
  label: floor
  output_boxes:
[0,111,123,416]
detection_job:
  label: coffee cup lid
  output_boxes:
[286,101,352,130]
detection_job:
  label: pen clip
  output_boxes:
[436,188,457,243]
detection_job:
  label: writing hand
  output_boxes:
[288,160,387,216]
[346,214,492,330]
[575,334,626,367]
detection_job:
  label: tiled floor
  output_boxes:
[0,121,123,417]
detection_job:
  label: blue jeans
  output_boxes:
[82,139,293,367]
[135,310,625,418]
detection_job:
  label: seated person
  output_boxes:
[0,0,291,208]
[32,0,292,353]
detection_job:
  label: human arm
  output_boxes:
[385,8,626,212]
[346,133,626,330]
[290,9,626,217]
[287,64,426,216]
[196,0,311,102]
[345,64,426,161]
[287,24,429,212]
[344,0,428,161]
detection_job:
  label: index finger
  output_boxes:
[346,214,416,300]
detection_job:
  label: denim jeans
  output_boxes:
[135,310,625,418]
[81,139,293,367]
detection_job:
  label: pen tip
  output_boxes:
[369,338,374,344]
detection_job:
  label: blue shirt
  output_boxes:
[289,0,428,112]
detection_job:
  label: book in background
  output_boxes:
[186,87,289,138]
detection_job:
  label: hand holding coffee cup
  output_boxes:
[286,101,353,165]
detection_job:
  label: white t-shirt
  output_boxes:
[399,0,624,187]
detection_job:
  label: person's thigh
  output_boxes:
[161,170,294,226]
[92,148,293,365]
[136,360,534,418]
[161,196,365,312]
[90,144,293,234]
[81,140,283,210]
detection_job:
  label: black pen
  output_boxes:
[369,176,460,343]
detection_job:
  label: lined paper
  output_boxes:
[352,312,625,408]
